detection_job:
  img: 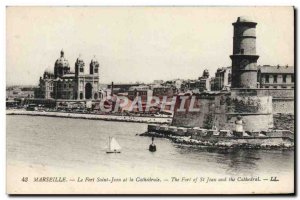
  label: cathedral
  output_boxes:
[35,50,101,101]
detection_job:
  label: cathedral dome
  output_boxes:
[54,49,71,78]
[55,49,70,68]
[55,57,69,67]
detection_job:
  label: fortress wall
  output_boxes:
[216,95,273,131]
[272,99,294,114]
[172,93,273,132]
[225,95,273,113]
[231,88,294,114]
[257,89,294,114]
[231,88,294,98]
[172,97,216,128]
[215,114,273,132]
[273,113,294,132]
[256,89,294,98]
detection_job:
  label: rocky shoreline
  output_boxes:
[273,113,295,132]
[140,131,294,150]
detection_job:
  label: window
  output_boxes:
[291,75,294,83]
[283,75,287,83]
[282,86,287,89]
[240,49,244,54]
[265,75,269,83]
[228,73,232,83]
[273,75,277,83]
[95,68,98,73]
[94,93,98,99]
[80,67,84,72]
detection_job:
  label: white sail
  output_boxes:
[110,137,121,151]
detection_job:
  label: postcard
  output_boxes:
[6,6,294,194]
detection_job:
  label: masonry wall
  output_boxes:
[272,99,294,114]
[172,96,215,129]
[172,93,273,132]
[217,95,273,131]
[231,88,294,114]
[273,113,294,132]
[256,88,294,98]
[257,89,294,114]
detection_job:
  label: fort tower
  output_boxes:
[230,16,259,89]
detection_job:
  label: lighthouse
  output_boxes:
[230,16,259,89]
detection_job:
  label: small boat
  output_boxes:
[106,136,121,153]
[149,136,157,152]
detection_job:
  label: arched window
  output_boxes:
[90,65,93,74]
[85,83,92,99]
[94,93,98,99]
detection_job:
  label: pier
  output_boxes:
[143,124,294,149]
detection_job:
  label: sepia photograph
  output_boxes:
[5,6,295,194]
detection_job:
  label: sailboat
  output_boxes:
[106,137,122,153]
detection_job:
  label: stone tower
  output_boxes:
[89,56,99,75]
[75,55,85,76]
[230,16,259,89]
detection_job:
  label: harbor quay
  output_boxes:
[142,124,294,149]
[6,110,172,124]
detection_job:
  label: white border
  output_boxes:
[1,0,298,199]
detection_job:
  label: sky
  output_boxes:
[6,6,294,86]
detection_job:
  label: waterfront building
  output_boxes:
[172,79,184,90]
[128,85,153,101]
[175,70,212,93]
[35,50,101,101]
[198,69,212,92]
[213,67,231,91]
[179,79,199,92]
[210,77,216,91]
[7,86,36,99]
[152,85,176,97]
[35,69,55,99]
[125,85,153,113]
[258,65,294,89]
[107,83,140,95]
